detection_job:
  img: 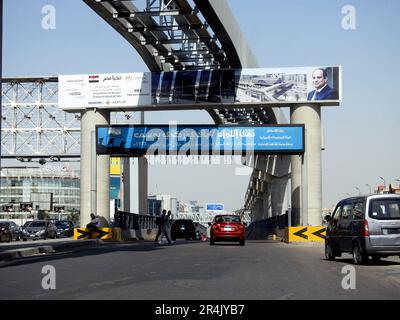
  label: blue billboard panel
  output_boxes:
[206,204,224,211]
[96,124,304,156]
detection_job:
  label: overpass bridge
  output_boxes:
[1,0,325,235]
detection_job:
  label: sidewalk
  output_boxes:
[0,238,102,262]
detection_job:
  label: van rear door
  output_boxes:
[367,197,400,247]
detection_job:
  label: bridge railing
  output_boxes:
[114,211,157,230]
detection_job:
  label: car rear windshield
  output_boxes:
[214,216,241,223]
[174,220,193,225]
[55,221,70,227]
[369,198,400,220]
[29,221,46,227]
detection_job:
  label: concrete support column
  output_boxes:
[80,109,110,227]
[290,105,322,226]
[130,157,148,214]
[121,111,148,215]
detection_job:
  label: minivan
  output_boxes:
[325,194,400,264]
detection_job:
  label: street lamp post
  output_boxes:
[366,184,372,194]
[379,177,386,189]
[355,187,361,196]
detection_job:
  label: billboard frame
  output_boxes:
[96,123,305,157]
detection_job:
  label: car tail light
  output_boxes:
[238,224,244,230]
[363,220,370,236]
[212,224,219,231]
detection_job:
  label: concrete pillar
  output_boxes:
[290,105,322,226]
[130,157,148,214]
[121,111,148,215]
[80,109,110,227]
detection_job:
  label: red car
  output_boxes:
[209,215,246,246]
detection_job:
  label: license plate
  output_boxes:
[224,227,232,231]
[383,228,400,235]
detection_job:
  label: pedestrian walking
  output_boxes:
[154,209,166,243]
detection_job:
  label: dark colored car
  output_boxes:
[0,221,23,240]
[171,219,196,241]
[54,220,74,237]
[325,194,400,264]
[0,222,13,242]
[22,220,58,241]
[209,215,246,246]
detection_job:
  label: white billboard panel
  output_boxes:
[59,72,151,110]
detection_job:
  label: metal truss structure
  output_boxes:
[1,77,139,160]
[83,0,277,126]
[1,0,290,222]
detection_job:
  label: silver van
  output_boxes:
[325,194,400,264]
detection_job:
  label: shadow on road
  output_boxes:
[0,240,204,269]
[320,257,400,266]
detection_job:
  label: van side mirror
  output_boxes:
[243,222,247,227]
[324,215,332,222]
[208,222,211,226]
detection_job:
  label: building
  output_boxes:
[147,194,178,216]
[0,166,80,223]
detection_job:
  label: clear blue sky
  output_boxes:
[3,0,400,211]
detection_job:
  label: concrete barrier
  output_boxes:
[121,228,158,241]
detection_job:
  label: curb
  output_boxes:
[0,239,102,262]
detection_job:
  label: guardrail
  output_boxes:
[114,211,157,230]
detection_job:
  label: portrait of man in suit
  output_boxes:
[307,68,338,101]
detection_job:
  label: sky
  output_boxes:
[2,0,400,211]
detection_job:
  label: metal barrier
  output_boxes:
[114,211,157,230]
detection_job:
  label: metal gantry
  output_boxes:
[85,0,226,71]
[1,77,140,160]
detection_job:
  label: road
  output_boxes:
[1,240,400,300]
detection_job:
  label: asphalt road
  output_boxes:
[1,240,400,300]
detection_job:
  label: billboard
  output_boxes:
[59,66,341,110]
[59,72,151,110]
[110,157,121,175]
[96,124,305,156]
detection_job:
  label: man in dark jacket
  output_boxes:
[307,68,338,101]
[154,209,166,243]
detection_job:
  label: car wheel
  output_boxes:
[240,240,245,246]
[352,243,367,265]
[8,235,12,243]
[210,237,215,245]
[325,242,335,261]
[23,238,27,241]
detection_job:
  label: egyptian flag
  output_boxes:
[89,75,99,83]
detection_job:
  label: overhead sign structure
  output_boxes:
[59,66,341,110]
[96,124,305,156]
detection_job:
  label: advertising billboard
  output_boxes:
[59,66,341,110]
[96,124,305,156]
[59,72,151,110]
[110,157,121,175]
